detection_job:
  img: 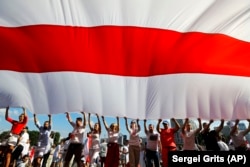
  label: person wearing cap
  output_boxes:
[181,118,202,151]
[11,126,30,167]
[101,116,120,167]
[144,119,161,167]
[230,119,250,151]
[200,119,224,151]
[124,117,141,167]
[4,107,28,167]
[87,113,102,167]
[64,112,86,167]
[33,114,52,167]
[156,118,180,167]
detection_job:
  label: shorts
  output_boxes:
[34,146,50,158]
[7,134,19,146]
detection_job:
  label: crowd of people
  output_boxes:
[0,107,250,167]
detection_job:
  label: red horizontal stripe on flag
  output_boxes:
[0,25,250,76]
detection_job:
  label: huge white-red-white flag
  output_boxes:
[0,0,250,120]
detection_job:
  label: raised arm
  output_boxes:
[102,116,109,131]
[215,119,224,133]
[5,106,9,120]
[230,119,239,136]
[88,113,93,131]
[48,114,52,127]
[117,116,120,132]
[156,119,162,133]
[81,112,86,128]
[96,113,101,134]
[208,119,213,127]
[144,119,148,134]
[195,118,202,134]
[182,118,188,134]
[172,118,180,133]
[202,119,213,134]
[22,107,27,117]
[137,119,141,132]
[65,112,72,123]
[33,114,40,128]
[124,117,130,132]
[242,119,250,136]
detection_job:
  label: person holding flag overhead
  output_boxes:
[4,107,28,167]
[181,118,202,151]
[157,118,180,167]
[144,119,161,167]
[102,116,120,167]
[64,112,86,167]
[88,113,101,167]
[125,117,141,167]
[33,114,52,167]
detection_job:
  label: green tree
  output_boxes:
[28,130,61,146]
[53,132,60,145]
[28,130,39,146]
[0,131,10,142]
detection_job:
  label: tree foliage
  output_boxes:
[28,130,40,146]
[0,131,10,143]
[53,132,60,145]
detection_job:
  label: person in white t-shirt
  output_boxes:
[217,135,229,151]
[88,113,101,167]
[230,119,250,151]
[21,139,30,157]
[64,112,86,167]
[16,154,29,167]
[144,120,161,167]
[102,116,120,167]
[120,140,129,167]
[125,117,141,167]
[11,126,30,167]
[181,118,202,151]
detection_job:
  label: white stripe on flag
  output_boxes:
[1,71,250,120]
[0,0,249,41]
